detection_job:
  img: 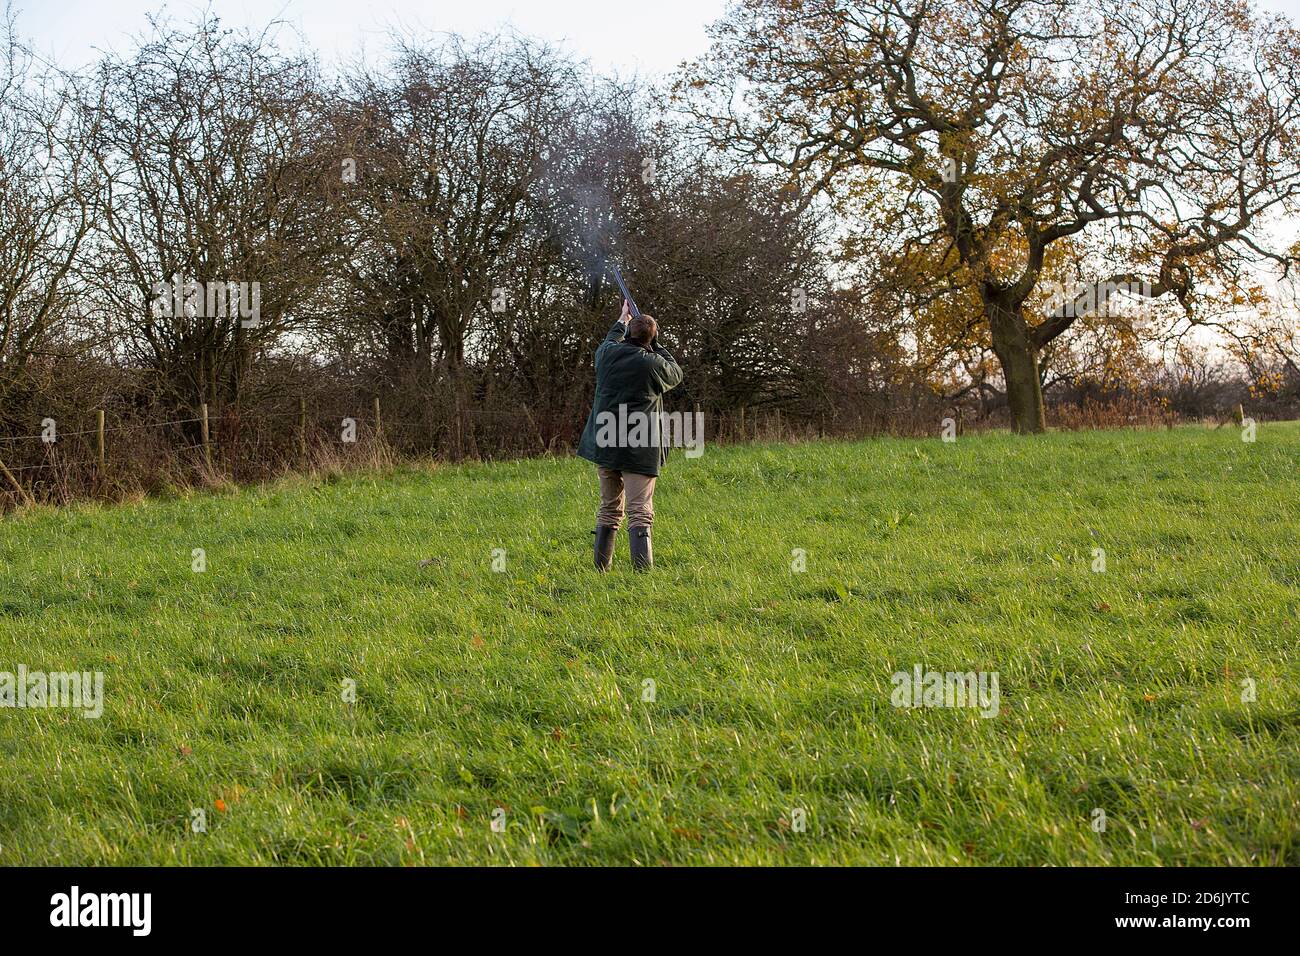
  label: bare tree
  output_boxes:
[333,36,577,381]
[76,15,336,413]
[0,10,97,415]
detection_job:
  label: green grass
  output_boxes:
[2,424,1298,865]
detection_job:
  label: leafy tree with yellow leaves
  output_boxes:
[680,0,1300,432]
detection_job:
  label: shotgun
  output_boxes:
[608,261,642,319]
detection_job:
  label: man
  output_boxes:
[577,299,684,571]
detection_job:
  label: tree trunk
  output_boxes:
[986,297,1046,434]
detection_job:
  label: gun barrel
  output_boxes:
[608,262,642,319]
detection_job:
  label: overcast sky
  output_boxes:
[17,0,1300,76]
[15,0,1300,77]
[16,0,1300,79]
[15,0,730,78]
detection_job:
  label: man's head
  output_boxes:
[627,314,657,348]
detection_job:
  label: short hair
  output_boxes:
[628,314,657,347]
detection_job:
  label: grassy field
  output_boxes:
[1,424,1297,865]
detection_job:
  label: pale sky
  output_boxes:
[15,0,1300,77]
[15,0,730,79]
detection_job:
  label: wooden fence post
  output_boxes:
[299,397,308,456]
[454,393,463,459]
[96,409,106,469]
[200,403,212,471]
[373,396,382,440]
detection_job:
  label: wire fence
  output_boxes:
[0,394,586,502]
[7,391,1129,510]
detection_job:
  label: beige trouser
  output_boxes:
[596,467,656,529]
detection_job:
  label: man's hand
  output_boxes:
[618,299,631,325]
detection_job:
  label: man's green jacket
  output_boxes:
[576,319,684,477]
